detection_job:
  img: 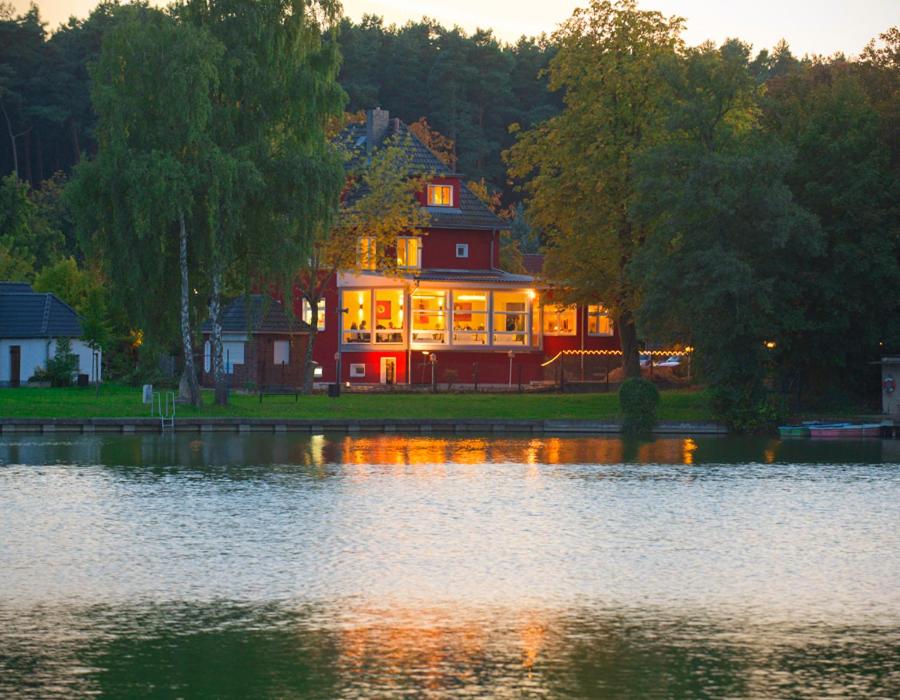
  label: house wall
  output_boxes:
[421,228,494,270]
[0,338,101,386]
[200,333,310,389]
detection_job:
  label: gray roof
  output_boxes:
[0,282,84,339]
[341,113,507,232]
[202,295,310,335]
[411,268,535,285]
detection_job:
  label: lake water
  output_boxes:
[1,433,898,698]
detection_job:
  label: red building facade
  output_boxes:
[301,110,620,386]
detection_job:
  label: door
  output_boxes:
[380,357,396,385]
[9,345,21,387]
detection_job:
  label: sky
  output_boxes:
[11,0,899,57]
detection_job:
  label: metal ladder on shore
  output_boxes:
[152,391,176,431]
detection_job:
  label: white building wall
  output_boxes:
[0,338,101,385]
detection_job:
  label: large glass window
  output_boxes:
[343,290,372,343]
[396,236,421,269]
[543,304,577,335]
[588,304,613,336]
[411,290,447,344]
[452,291,488,345]
[427,184,453,207]
[374,289,405,343]
[302,298,325,331]
[492,290,529,346]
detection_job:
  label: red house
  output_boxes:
[302,109,621,387]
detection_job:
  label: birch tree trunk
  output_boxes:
[178,211,201,406]
[301,302,318,394]
[210,258,228,405]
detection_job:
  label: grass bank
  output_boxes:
[0,385,713,422]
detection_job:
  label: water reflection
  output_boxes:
[0,432,895,469]
[1,433,898,698]
[2,601,898,698]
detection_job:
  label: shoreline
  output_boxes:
[0,417,728,435]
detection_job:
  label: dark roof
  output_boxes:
[340,111,507,232]
[522,254,545,275]
[411,268,535,285]
[0,282,84,339]
[201,295,310,335]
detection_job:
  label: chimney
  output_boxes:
[366,108,390,154]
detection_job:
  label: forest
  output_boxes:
[0,0,897,427]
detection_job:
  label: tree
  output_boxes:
[295,132,430,392]
[506,0,684,377]
[68,6,223,407]
[630,43,819,429]
[179,0,346,405]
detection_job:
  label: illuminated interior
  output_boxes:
[411,289,447,344]
[427,184,453,207]
[374,289,405,343]
[343,289,372,343]
[543,304,576,335]
[492,290,529,346]
[396,237,421,269]
[587,304,613,336]
[452,291,488,344]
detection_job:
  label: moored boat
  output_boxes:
[808,423,865,438]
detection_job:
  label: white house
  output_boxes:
[0,281,101,387]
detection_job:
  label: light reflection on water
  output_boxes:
[0,433,898,698]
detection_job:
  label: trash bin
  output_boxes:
[77,373,89,387]
[328,383,340,398]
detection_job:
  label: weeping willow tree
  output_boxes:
[178,0,346,404]
[67,6,223,406]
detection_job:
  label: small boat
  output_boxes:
[808,423,865,438]
[778,425,810,438]
[860,424,883,438]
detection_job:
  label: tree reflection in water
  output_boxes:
[2,601,897,698]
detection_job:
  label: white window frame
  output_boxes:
[349,363,366,378]
[455,243,469,258]
[427,184,454,207]
[491,291,530,347]
[273,340,290,366]
[410,289,448,345]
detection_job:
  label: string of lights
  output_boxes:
[540,348,694,368]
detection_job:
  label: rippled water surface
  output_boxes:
[1,433,899,698]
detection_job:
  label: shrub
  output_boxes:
[619,377,660,433]
[44,337,79,387]
[711,384,785,433]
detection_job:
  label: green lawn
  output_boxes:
[0,384,713,422]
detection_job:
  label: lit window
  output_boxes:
[357,237,376,270]
[452,291,489,345]
[427,184,453,207]
[342,290,372,344]
[587,304,613,336]
[492,290,529,346]
[455,243,468,258]
[397,237,421,269]
[411,290,447,344]
[543,304,577,336]
[374,289,405,344]
[273,340,290,365]
[302,298,325,331]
